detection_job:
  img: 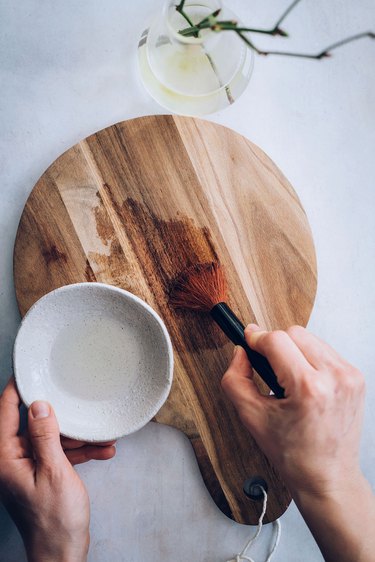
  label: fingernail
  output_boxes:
[233,345,240,358]
[31,401,50,419]
[245,323,260,333]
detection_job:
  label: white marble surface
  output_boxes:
[0,1,374,560]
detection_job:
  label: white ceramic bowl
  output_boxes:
[13,283,173,441]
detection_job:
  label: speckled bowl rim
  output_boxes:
[13,282,174,441]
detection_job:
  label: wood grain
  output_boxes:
[14,115,317,524]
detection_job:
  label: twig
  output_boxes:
[175,0,185,11]
[273,0,302,30]
[205,50,235,104]
[236,29,375,59]
[179,0,305,38]
[175,0,195,31]
[174,3,234,104]
[180,21,288,37]
[315,31,375,58]
[178,2,374,61]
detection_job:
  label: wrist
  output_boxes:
[290,471,375,562]
[26,530,89,562]
[291,468,369,509]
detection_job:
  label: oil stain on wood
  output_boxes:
[42,244,67,266]
[90,184,226,352]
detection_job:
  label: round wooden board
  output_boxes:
[14,115,317,524]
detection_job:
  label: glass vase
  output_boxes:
[138,0,254,116]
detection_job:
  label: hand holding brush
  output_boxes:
[170,261,285,398]
[221,324,373,562]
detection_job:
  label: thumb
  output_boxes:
[221,346,267,431]
[28,401,66,468]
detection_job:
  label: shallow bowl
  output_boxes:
[13,283,173,441]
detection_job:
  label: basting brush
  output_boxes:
[170,261,285,399]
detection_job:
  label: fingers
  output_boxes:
[61,437,116,450]
[28,401,67,469]
[221,346,268,432]
[0,378,21,443]
[65,445,116,466]
[285,325,343,369]
[61,437,117,466]
[245,324,315,393]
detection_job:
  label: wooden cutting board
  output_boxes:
[14,115,317,524]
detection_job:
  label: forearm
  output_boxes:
[292,473,375,562]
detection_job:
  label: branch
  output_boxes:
[316,31,375,57]
[177,2,375,61]
[175,1,195,31]
[237,30,375,59]
[232,0,304,37]
[235,30,268,55]
[273,0,303,29]
[216,0,305,37]
[177,0,302,37]
[209,0,305,37]
[234,26,288,37]
[179,16,289,38]
[175,4,234,104]
[180,20,289,37]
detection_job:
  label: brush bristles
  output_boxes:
[170,261,227,312]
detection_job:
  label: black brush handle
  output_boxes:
[211,302,285,399]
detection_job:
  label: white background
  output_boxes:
[0,1,374,560]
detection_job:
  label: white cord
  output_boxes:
[226,487,281,562]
